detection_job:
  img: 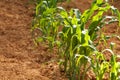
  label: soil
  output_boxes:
[0,0,120,80]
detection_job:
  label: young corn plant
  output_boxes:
[108,50,120,80]
[32,0,120,80]
[58,0,120,79]
[58,8,96,80]
[91,49,120,80]
[91,42,120,80]
[91,51,109,80]
[32,0,63,47]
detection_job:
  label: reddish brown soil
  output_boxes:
[0,0,65,80]
[0,0,120,80]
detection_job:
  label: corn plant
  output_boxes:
[91,49,120,80]
[90,42,120,80]
[32,0,62,47]
[91,51,109,80]
[108,50,120,80]
[58,8,96,80]
[58,0,120,79]
[32,0,120,80]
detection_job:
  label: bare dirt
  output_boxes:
[0,0,120,80]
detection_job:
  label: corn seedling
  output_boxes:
[91,51,109,80]
[32,0,120,80]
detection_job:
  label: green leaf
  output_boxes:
[97,0,103,4]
